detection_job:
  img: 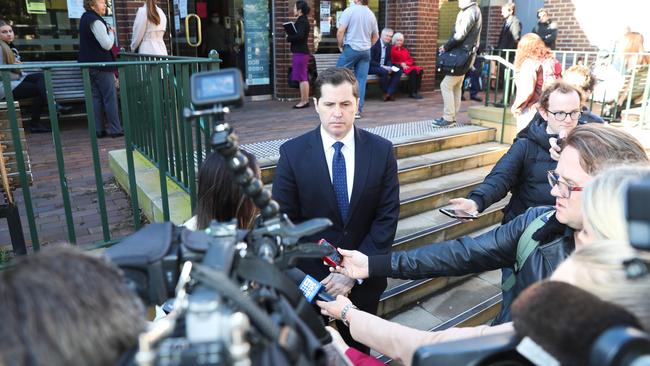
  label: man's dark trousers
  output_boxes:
[369,65,402,97]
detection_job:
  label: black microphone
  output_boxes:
[512,281,643,366]
[285,268,335,302]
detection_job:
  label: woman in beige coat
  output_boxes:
[130,0,167,55]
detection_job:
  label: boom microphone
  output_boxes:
[285,268,335,303]
[511,281,643,365]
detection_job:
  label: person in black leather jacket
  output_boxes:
[329,124,649,324]
[449,82,583,224]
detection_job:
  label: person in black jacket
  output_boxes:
[449,82,584,224]
[368,28,402,101]
[287,1,311,109]
[532,8,558,50]
[327,124,649,324]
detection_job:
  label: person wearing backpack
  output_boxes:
[323,124,649,325]
[511,33,562,132]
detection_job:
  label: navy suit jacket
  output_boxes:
[370,39,393,69]
[272,126,400,302]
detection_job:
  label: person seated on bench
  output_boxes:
[369,28,402,102]
[0,20,53,133]
[391,32,423,99]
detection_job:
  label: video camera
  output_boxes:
[107,68,338,366]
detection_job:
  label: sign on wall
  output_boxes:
[243,0,270,86]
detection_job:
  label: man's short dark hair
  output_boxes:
[0,246,146,365]
[314,67,359,100]
[295,1,310,16]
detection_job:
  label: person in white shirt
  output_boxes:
[130,0,167,55]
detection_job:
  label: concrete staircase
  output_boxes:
[254,122,511,360]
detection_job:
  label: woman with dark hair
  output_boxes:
[184,150,260,230]
[78,0,124,138]
[0,20,51,133]
[287,1,311,109]
[130,0,167,55]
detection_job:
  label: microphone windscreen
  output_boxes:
[512,281,642,365]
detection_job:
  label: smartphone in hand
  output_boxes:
[319,239,342,267]
[439,208,478,220]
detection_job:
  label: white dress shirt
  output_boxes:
[380,40,387,66]
[320,126,355,202]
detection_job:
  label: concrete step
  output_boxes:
[397,142,508,185]
[259,126,499,184]
[376,202,507,317]
[398,165,493,219]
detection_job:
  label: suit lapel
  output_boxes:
[347,127,371,226]
[307,128,342,224]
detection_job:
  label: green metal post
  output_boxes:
[640,68,650,128]
[2,71,40,250]
[150,65,170,221]
[501,67,512,144]
[118,65,142,230]
[44,69,77,244]
[180,64,197,211]
[82,68,110,241]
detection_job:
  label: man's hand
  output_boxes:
[549,129,567,162]
[330,248,370,279]
[325,326,350,354]
[321,273,355,297]
[317,295,353,320]
[448,198,479,215]
[438,45,445,53]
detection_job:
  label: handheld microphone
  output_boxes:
[285,268,335,303]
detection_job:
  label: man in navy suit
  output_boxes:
[369,28,402,101]
[272,67,400,352]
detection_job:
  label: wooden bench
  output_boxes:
[314,53,408,85]
[0,101,32,254]
[594,64,649,119]
[23,61,85,104]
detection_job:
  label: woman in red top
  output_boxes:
[391,32,424,99]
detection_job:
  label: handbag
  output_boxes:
[436,46,475,76]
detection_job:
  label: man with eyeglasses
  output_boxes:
[325,124,649,325]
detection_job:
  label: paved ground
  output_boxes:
[0,89,485,251]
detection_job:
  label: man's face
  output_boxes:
[539,90,581,135]
[0,25,14,43]
[381,31,393,45]
[551,146,592,230]
[314,82,357,140]
[538,11,549,23]
[501,7,510,19]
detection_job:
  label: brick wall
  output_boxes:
[388,0,439,92]
[543,0,596,51]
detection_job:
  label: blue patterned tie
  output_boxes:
[332,141,349,221]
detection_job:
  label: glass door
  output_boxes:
[166,0,202,57]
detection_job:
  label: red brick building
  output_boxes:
[5,0,648,99]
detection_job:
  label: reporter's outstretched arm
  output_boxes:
[318,296,513,365]
[367,207,550,280]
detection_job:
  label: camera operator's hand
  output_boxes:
[330,248,370,279]
[317,295,353,321]
[321,273,355,297]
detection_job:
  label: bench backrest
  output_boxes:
[617,64,649,107]
[22,61,84,103]
[314,54,340,74]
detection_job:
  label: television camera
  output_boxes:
[107,68,338,366]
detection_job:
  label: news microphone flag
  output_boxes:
[299,275,326,303]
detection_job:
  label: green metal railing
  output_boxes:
[483,49,650,142]
[0,52,220,253]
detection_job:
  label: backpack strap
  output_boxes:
[502,210,556,292]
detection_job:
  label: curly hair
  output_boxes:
[563,64,596,95]
[514,33,553,70]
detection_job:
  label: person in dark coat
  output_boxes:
[496,3,521,51]
[448,82,585,224]
[369,28,402,101]
[532,8,558,50]
[326,124,649,325]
